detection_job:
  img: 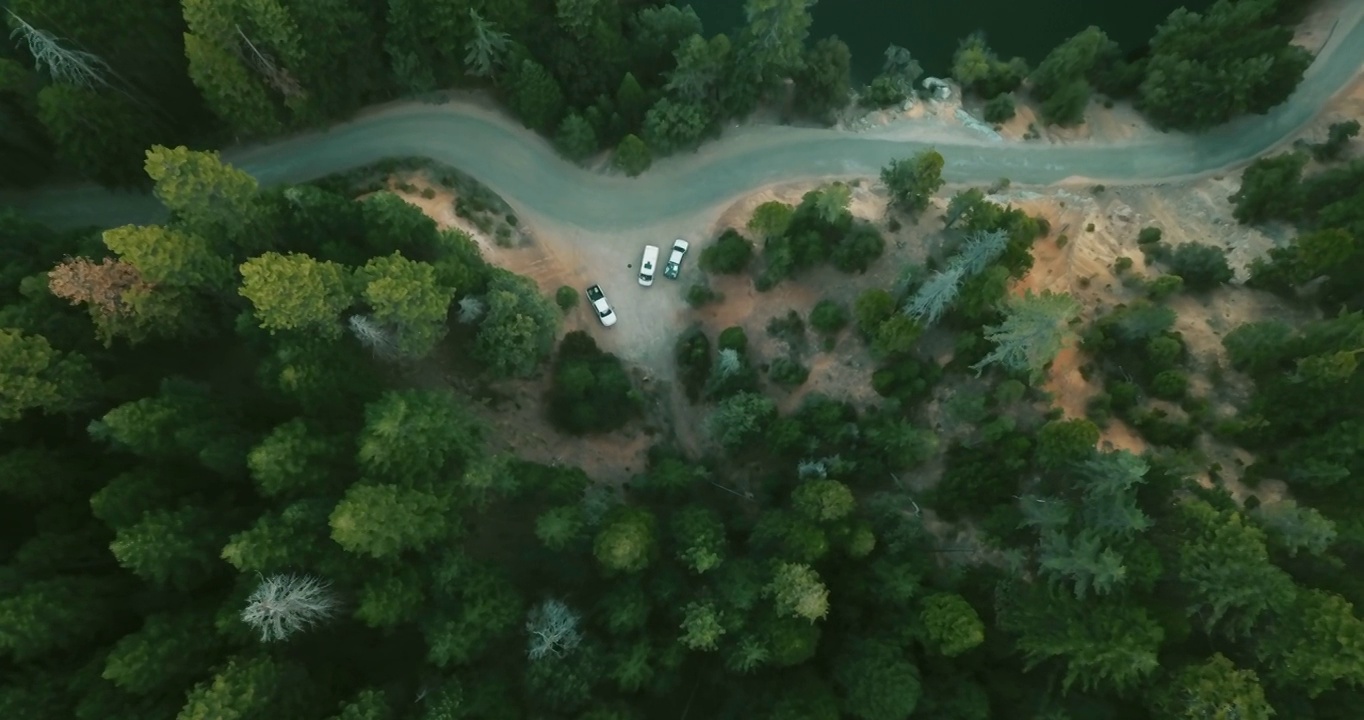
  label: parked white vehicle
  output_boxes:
[663,238,689,280]
[638,244,660,286]
[586,284,617,327]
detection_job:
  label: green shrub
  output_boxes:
[1109,381,1140,412]
[555,285,578,312]
[613,134,652,177]
[809,299,849,334]
[1056,234,1069,248]
[420,188,437,199]
[700,230,755,274]
[1150,370,1189,400]
[983,93,1016,123]
[854,288,895,338]
[1137,227,1163,245]
[1146,274,1184,301]
[1145,336,1183,370]
[767,357,810,387]
[766,310,806,347]
[1166,242,1233,291]
[1114,256,1133,273]
[674,326,712,402]
[548,332,640,434]
[718,326,748,352]
[686,283,722,308]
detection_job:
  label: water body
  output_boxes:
[687,0,1215,82]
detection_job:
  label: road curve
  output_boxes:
[7,5,1364,233]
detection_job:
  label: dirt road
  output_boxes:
[6,2,1364,235]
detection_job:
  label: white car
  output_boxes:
[586,284,617,327]
[638,244,660,286]
[663,238,689,280]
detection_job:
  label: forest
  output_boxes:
[5,0,1364,719]
[4,111,1364,717]
[0,0,1320,186]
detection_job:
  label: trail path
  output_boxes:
[6,2,1364,235]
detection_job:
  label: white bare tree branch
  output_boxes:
[241,573,337,642]
[348,314,401,360]
[457,295,487,324]
[234,25,304,99]
[8,11,112,89]
[526,598,583,660]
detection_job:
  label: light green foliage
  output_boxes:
[748,201,794,239]
[354,566,426,629]
[701,229,756,273]
[103,225,232,290]
[464,10,511,79]
[594,506,658,573]
[239,252,354,336]
[613,134,652,177]
[1251,499,1336,557]
[87,378,248,474]
[767,562,829,622]
[474,270,560,377]
[1152,654,1272,720]
[423,556,524,668]
[143,146,261,251]
[329,483,457,559]
[707,391,777,450]
[327,689,394,720]
[1034,418,1100,469]
[1176,500,1295,637]
[834,639,922,720]
[0,327,92,422]
[679,601,726,651]
[791,479,855,523]
[176,655,306,720]
[999,584,1163,693]
[642,97,710,154]
[1165,242,1234,290]
[666,33,724,105]
[794,37,852,122]
[951,33,1028,97]
[357,389,482,484]
[972,290,1081,381]
[918,593,984,657]
[555,114,599,163]
[355,253,455,358]
[741,0,816,85]
[103,611,223,695]
[1028,27,1116,126]
[221,499,334,574]
[670,505,727,573]
[109,506,229,589]
[507,58,564,133]
[247,419,344,499]
[1257,589,1364,696]
[35,84,158,186]
[0,577,115,661]
[881,150,945,218]
[536,505,587,552]
[1231,152,1308,225]
[1139,0,1312,131]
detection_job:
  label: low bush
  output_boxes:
[809,299,849,334]
[700,230,755,274]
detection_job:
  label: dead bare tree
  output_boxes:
[234,25,304,99]
[8,10,112,89]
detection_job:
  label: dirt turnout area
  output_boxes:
[373,21,1364,484]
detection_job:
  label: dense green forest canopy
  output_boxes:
[0,0,1319,188]
[3,130,1364,718]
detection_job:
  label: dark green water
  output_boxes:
[687,0,1214,82]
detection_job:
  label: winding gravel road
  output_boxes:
[7,4,1364,233]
